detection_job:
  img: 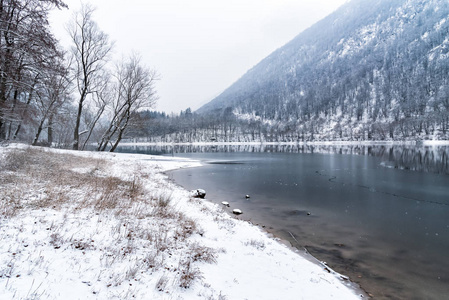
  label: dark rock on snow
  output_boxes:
[191,189,206,199]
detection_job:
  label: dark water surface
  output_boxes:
[118,144,449,299]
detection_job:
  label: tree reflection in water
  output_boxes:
[117,144,449,175]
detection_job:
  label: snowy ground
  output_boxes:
[0,144,365,299]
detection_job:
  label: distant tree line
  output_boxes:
[128,107,312,143]
[0,1,158,151]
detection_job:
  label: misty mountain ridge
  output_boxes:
[196,0,449,141]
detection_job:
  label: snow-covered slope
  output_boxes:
[197,0,449,141]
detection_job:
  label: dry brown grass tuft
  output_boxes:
[187,242,217,264]
[155,274,169,292]
[178,259,203,289]
[244,239,266,250]
[1,147,42,171]
[0,189,23,218]
[176,242,217,288]
[175,214,204,240]
[93,176,127,210]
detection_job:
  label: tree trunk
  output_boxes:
[48,113,54,146]
[6,89,19,140]
[109,113,130,152]
[81,104,105,150]
[12,75,38,140]
[73,99,83,150]
[32,119,45,146]
[0,49,10,140]
[109,128,123,152]
[0,80,7,140]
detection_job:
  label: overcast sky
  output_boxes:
[49,0,347,114]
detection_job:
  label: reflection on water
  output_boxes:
[117,144,449,174]
[117,143,449,300]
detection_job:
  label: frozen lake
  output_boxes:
[118,144,449,299]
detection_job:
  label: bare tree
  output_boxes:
[31,57,71,146]
[80,72,110,150]
[11,73,39,140]
[97,54,158,152]
[67,4,113,150]
[0,0,67,140]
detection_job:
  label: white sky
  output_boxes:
[49,0,347,114]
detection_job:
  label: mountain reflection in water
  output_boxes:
[117,143,449,175]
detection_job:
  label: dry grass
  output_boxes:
[244,239,266,250]
[177,242,217,289]
[178,259,203,289]
[155,273,169,292]
[0,147,146,216]
[188,242,217,264]
[0,189,23,218]
[0,146,217,297]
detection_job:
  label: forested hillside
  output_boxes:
[192,0,449,142]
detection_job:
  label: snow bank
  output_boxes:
[0,144,364,299]
[422,139,449,146]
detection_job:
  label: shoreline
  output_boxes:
[165,164,369,298]
[118,139,449,147]
[164,142,449,299]
[0,144,365,299]
[227,214,367,293]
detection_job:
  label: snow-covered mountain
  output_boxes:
[197,0,449,141]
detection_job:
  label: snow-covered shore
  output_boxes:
[0,144,364,299]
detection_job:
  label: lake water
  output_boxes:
[118,144,449,299]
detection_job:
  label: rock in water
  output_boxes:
[232,209,243,215]
[222,201,230,207]
[191,189,206,199]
